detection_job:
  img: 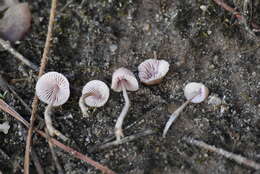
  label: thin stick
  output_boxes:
[45,128,64,174]
[90,129,155,152]
[0,148,10,160]
[0,99,117,174]
[24,0,58,173]
[212,0,260,33]
[184,137,260,170]
[0,38,39,71]
[31,150,45,174]
[115,87,130,141]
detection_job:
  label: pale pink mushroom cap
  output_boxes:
[184,82,209,103]
[138,59,169,85]
[36,72,70,106]
[82,80,110,107]
[111,67,139,92]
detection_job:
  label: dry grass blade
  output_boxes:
[0,38,39,71]
[45,128,64,174]
[184,137,260,170]
[0,99,29,127]
[0,99,117,174]
[25,0,58,173]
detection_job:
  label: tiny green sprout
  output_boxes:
[0,91,8,99]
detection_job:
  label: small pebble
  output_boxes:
[0,121,10,134]
[208,94,222,107]
[109,44,118,54]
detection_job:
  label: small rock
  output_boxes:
[200,5,208,12]
[0,121,10,134]
[109,44,118,54]
[208,94,222,107]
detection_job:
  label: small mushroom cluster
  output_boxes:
[35,57,209,142]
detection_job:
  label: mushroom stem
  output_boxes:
[44,104,68,141]
[162,91,200,138]
[115,87,130,141]
[79,92,94,117]
[162,100,190,138]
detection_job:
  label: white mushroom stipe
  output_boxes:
[115,87,130,141]
[111,67,139,141]
[79,80,110,117]
[36,72,70,140]
[138,59,169,85]
[163,82,209,137]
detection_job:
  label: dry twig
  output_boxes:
[45,128,64,174]
[0,99,117,174]
[212,0,260,35]
[24,0,58,173]
[184,137,260,170]
[90,129,155,152]
[0,38,39,71]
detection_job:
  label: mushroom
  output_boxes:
[162,82,209,137]
[36,72,70,140]
[138,58,169,85]
[79,80,110,117]
[111,67,139,141]
[0,3,32,42]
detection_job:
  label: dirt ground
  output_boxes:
[1,0,260,173]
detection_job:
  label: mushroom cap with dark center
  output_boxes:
[82,80,110,107]
[184,82,209,103]
[36,72,70,106]
[111,67,139,92]
[138,59,169,85]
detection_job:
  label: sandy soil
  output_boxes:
[1,0,260,173]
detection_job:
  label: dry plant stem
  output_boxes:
[0,38,39,71]
[184,137,260,170]
[91,129,155,152]
[30,150,44,174]
[79,92,93,117]
[45,128,64,174]
[0,148,10,160]
[45,104,68,141]
[0,75,32,112]
[212,0,260,33]
[24,0,58,173]
[115,87,130,141]
[0,99,117,174]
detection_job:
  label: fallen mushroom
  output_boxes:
[163,82,209,137]
[111,67,139,141]
[36,72,70,140]
[79,80,110,117]
[0,2,32,41]
[138,58,169,85]
[0,121,10,134]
